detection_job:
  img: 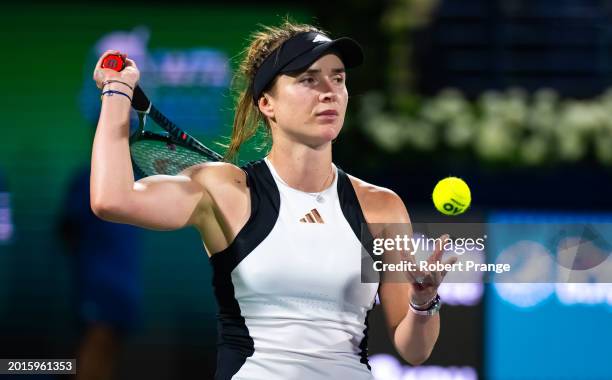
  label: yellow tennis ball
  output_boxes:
[432,177,471,215]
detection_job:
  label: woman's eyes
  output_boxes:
[299,76,345,84]
[300,77,316,84]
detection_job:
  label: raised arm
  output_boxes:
[90,50,209,231]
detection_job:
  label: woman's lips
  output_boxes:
[316,110,339,116]
[315,110,339,122]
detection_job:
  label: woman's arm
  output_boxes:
[379,282,440,366]
[374,192,441,365]
[90,51,217,231]
[354,179,450,365]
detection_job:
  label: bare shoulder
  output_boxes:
[180,161,249,221]
[181,161,251,243]
[183,161,247,191]
[347,174,410,224]
[133,162,246,195]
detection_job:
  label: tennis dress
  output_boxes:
[209,158,379,380]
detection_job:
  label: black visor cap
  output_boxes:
[281,36,363,73]
[252,32,363,103]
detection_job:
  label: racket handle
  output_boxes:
[100,53,149,110]
[101,54,125,71]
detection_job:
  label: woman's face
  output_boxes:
[262,53,348,147]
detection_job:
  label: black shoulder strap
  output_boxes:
[209,159,280,273]
[336,167,379,265]
[336,166,368,240]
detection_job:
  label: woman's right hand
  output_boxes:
[92,50,140,90]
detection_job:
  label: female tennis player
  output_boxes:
[91,21,455,380]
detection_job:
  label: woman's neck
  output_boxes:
[267,140,334,193]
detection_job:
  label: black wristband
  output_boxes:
[101,89,132,103]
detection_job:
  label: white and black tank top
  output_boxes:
[209,158,380,380]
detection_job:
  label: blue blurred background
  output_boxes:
[1,1,612,379]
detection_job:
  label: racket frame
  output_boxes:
[131,86,224,161]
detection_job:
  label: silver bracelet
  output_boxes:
[410,293,439,309]
[409,294,441,316]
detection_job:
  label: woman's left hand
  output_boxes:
[407,234,457,306]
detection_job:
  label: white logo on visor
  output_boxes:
[313,34,331,43]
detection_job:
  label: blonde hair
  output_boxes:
[224,20,324,162]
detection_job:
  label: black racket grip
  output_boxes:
[132,86,150,113]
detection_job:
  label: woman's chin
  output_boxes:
[293,123,341,147]
[317,124,341,141]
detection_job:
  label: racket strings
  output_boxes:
[130,137,210,176]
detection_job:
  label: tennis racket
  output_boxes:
[101,54,224,177]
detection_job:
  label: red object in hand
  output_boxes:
[101,54,125,71]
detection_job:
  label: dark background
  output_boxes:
[1,1,611,379]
